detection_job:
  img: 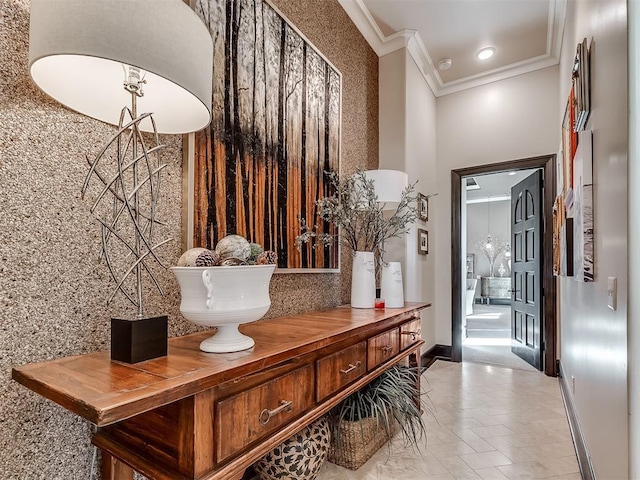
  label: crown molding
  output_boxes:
[435,54,560,96]
[549,0,568,60]
[405,32,440,97]
[337,0,411,55]
[339,0,567,97]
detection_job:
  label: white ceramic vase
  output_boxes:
[380,261,404,308]
[170,265,275,353]
[351,251,375,308]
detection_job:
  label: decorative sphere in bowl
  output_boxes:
[170,264,275,353]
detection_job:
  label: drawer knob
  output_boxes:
[339,360,362,375]
[380,345,393,354]
[259,400,292,425]
[401,329,422,341]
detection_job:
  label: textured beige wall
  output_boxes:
[0,0,377,478]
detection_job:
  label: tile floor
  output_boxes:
[317,360,580,480]
[463,304,538,372]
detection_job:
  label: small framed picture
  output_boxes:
[418,228,429,255]
[418,193,429,221]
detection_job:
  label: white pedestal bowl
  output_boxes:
[170,265,275,353]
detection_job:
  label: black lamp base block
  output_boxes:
[110,315,168,363]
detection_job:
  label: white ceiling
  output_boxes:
[338,0,566,96]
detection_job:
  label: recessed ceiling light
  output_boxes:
[438,58,452,70]
[476,47,495,60]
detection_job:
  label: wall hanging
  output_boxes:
[555,37,592,280]
[571,130,594,282]
[184,0,342,272]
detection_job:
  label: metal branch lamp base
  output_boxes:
[27,0,214,361]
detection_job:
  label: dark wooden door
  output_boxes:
[511,170,543,370]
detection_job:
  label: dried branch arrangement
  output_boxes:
[296,170,419,267]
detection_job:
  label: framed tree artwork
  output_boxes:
[183,0,342,272]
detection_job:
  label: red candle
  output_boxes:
[375,298,385,310]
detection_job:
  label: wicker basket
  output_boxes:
[327,417,396,470]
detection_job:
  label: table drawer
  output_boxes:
[215,364,314,462]
[367,328,399,370]
[400,317,422,351]
[316,341,366,401]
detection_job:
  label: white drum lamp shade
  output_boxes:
[27,0,213,319]
[363,169,409,210]
[28,0,213,134]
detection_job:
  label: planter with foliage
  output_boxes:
[327,365,426,470]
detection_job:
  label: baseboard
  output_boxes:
[421,344,452,369]
[558,361,596,480]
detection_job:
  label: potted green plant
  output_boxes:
[327,365,427,470]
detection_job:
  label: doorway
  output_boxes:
[463,169,540,372]
[451,155,557,377]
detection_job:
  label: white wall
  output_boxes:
[379,48,437,348]
[379,50,406,169]
[405,51,437,346]
[435,66,559,344]
[558,1,628,477]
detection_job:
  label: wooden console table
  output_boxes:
[12,303,429,480]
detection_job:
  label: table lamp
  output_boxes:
[363,169,409,308]
[28,0,213,362]
[362,169,408,209]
